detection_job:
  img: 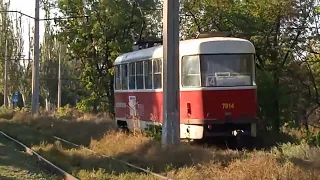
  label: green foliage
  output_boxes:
[271,141,320,162]
[315,5,320,14]
[76,96,97,113]
[305,130,320,146]
[57,104,73,117]
[52,0,160,114]
[144,124,162,141]
[0,1,29,105]
[34,0,320,136]
[181,0,319,132]
[0,106,14,120]
[19,107,31,113]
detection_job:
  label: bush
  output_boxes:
[0,106,14,120]
[76,97,96,113]
[306,130,320,146]
[271,141,320,162]
[57,104,73,118]
[144,124,162,141]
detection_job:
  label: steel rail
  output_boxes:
[53,136,173,180]
[0,131,78,180]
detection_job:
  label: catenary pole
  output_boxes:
[4,38,8,107]
[162,0,180,145]
[3,4,8,107]
[57,45,62,109]
[31,0,40,114]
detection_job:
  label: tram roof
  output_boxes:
[114,37,255,65]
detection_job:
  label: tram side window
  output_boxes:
[129,63,136,89]
[153,58,162,89]
[121,64,128,90]
[136,61,144,89]
[115,65,121,90]
[144,60,152,89]
[182,55,201,87]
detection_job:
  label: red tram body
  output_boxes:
[114,37,257,140]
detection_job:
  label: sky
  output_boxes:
[4,0,45,57]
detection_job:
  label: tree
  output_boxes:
[52,0,160,113]
[181,0,317,132]
[38,0,80,109]
[0,0,27,107]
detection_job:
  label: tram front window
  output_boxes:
[200,54,254,87]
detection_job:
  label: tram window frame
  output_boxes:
[200,54,254,87]
[153,58,162,89]
[136,61,144,89]
[144,60,153,89]
[121,64,128,90]
[115,65,121,90]
[129,62,136,89]
[181,55,201,87]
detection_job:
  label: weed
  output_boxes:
[145,124,162,141]
[0,107,14,120]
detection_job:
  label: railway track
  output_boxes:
[0,129,172,180]
[53,136,172,180]
[0,130,78,180]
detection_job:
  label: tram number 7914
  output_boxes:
[222,103,235,109]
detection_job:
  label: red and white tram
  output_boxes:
[114,36,257,140]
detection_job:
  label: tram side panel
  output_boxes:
[115,91,163,130]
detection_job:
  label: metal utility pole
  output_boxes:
[57,45,62,109]
[4,38,8,107]
[3,4,8,108]
[161,0,180,145]
[31,0,40,114]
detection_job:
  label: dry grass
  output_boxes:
[9,112,115,146]
[170,152,319,180]
[0,111,319,179]
[89,132,246,172]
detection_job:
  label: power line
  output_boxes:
[0,10,34,19]
[40,15,89,21]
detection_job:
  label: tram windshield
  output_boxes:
[201,54,254,87]
[181,54,254,87]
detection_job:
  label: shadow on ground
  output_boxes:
[0,136,58,180]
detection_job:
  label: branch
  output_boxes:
[306,104,320,119]
[184,7,201,33]
[281,30,302,67]
[274,14,281,47]
[305,61,320,105]
[255,53,265,70]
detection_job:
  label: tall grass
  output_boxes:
[0,110,319,179]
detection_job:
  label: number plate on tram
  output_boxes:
[222,103,234,109]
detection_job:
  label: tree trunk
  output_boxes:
[304,113,309,131]
[272,74,280,132]
[108,78,115,115]
[21,93,26,107]
[7,95,12,109]
[45,98,51,111]
[93,103,98,114]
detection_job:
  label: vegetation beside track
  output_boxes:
[0,135,59,180]
[0,109,319,180]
